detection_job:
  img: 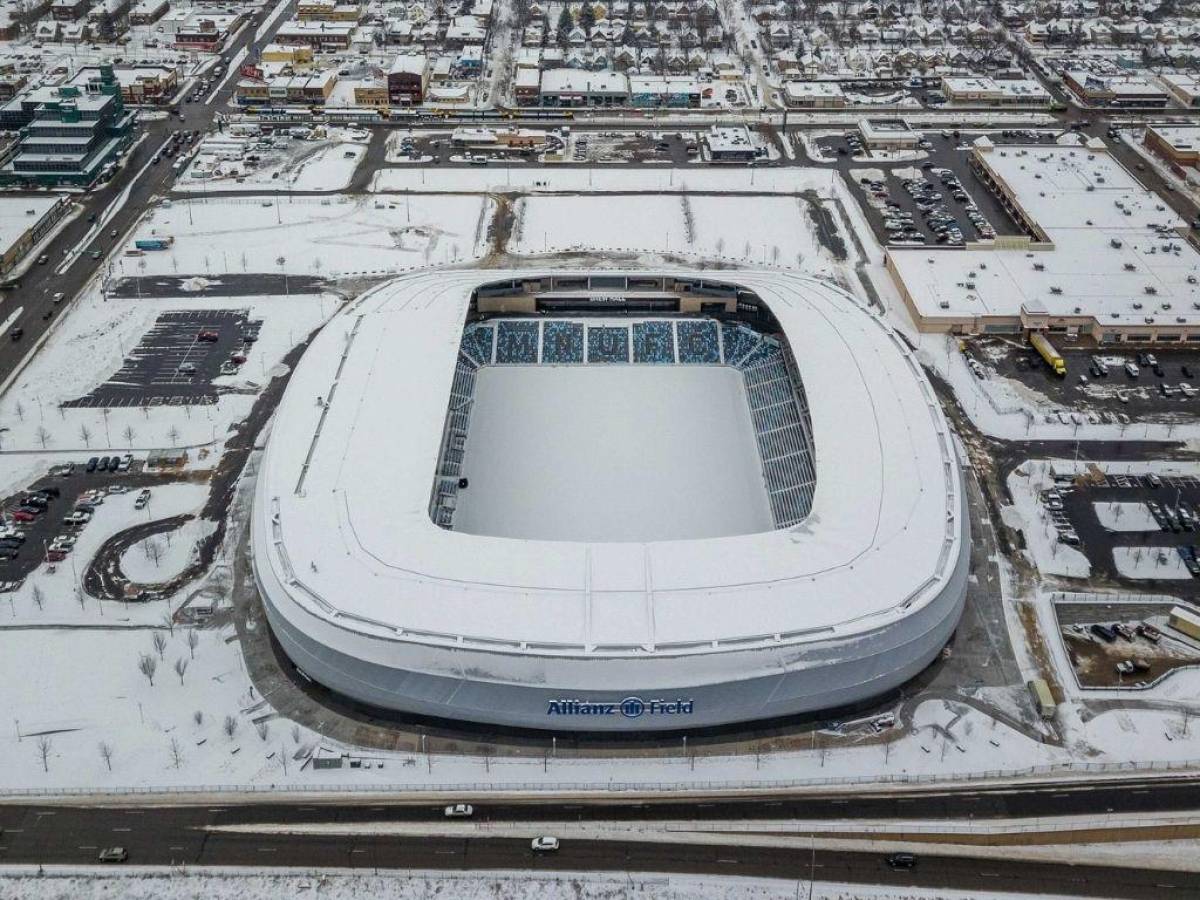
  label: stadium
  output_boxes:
[251,269,969,732]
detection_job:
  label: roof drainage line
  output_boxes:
[294,314,363,496]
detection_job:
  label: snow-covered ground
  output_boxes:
[1094,501,1159,532]
[1004,462,1090,579]
[120,517,218,585]
[6,482,209,624]
[122,195,493,278]
[177,128,369,194]
[0,282,330,491]
[918,332,1200,443]
[0,870,1089,900]
[1112,546,1193,581]
[511,194,840,277]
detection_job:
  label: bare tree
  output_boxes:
[138,652,157,686]
[223,714,238,740]
[34,426,50,449]
[152,631,167,661]
[78,424,92,447]
[75,587,85,611]
[14,400,24,421]
[168,736,184,769]
[143,537,164,568]
[30,585,44,611]
[186,629,199,660]
[173,656,188,685]
[161,610,175,636]
[122,424,135,446]
[36,735,52,773]
[167,425,181,447]
[291,723,301,744]
[255,721,270,742]
[193,710,204,727]
[98,741,114,771]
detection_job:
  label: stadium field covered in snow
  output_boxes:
[252,270,969,731]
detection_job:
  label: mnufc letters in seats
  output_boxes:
[546,697,695,719]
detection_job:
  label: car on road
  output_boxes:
[37,254,48,265]
[885,852,917,869]
[531,836,560,852]
[9,327,22,341]
[98,847,127,863]
[52,291,64,303]
[444,803,474,818]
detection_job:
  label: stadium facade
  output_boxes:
[251,270,969,732]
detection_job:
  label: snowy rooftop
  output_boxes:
[889,145,1200,324]
[0,195,62,255]
[1147,124,1200,153]
[256,271,962,656]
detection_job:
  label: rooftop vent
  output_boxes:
[1050,286,1063,295]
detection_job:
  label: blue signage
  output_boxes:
[545,696,694,718]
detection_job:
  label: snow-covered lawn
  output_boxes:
[121,517,218,585]
[511,194,840,277]
[123,194,493,278]
[1112,546,1193,581]
[1094,502,1159,533]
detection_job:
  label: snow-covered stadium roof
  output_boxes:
[257,270,963,657]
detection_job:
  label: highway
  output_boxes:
[0,801,1197,897]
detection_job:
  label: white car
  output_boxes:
[444,803,473,818]
[531,836,560,852]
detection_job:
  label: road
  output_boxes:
[1,800,1199,897]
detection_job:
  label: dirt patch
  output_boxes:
[1063,625,1200,688]
[1018,601,1063,700]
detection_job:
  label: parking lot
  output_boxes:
[64,309,258,408]
[1040,471,1200,595]
[0,464,153,585]
[814,128,1029,247]
[969,337,1200,420]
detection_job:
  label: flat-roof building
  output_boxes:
[538,69,629,107]
[1144,124,1200,168]
[783,80,845,108]
[886,142,1200,343]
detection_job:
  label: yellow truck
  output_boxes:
[1029,332,1066,377]
[1027,678,1056,721]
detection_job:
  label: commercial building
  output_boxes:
[939,76,1050,106]
[1160,72,1200,109]
[703,124,758,162]
[275,18,355,49]
[1143,124,1200,168]
[129,0,168,25]
[1063,71,1169,108]
[628,76,701,108]
[783,80,845,108]
[538,69,629,107]
[858,118,919,150]
[886,142,1200,342]
[71,64,178,105]
[513,67,539,106]
[0,66,136,187]
[0,195,71,275]
[297,0,362,21]
[387,53,428,105]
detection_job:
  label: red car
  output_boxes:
[46,549,67,562]
[198,330,219,342]
[11,510,36,522]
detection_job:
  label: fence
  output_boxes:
[5,757,1200,799]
